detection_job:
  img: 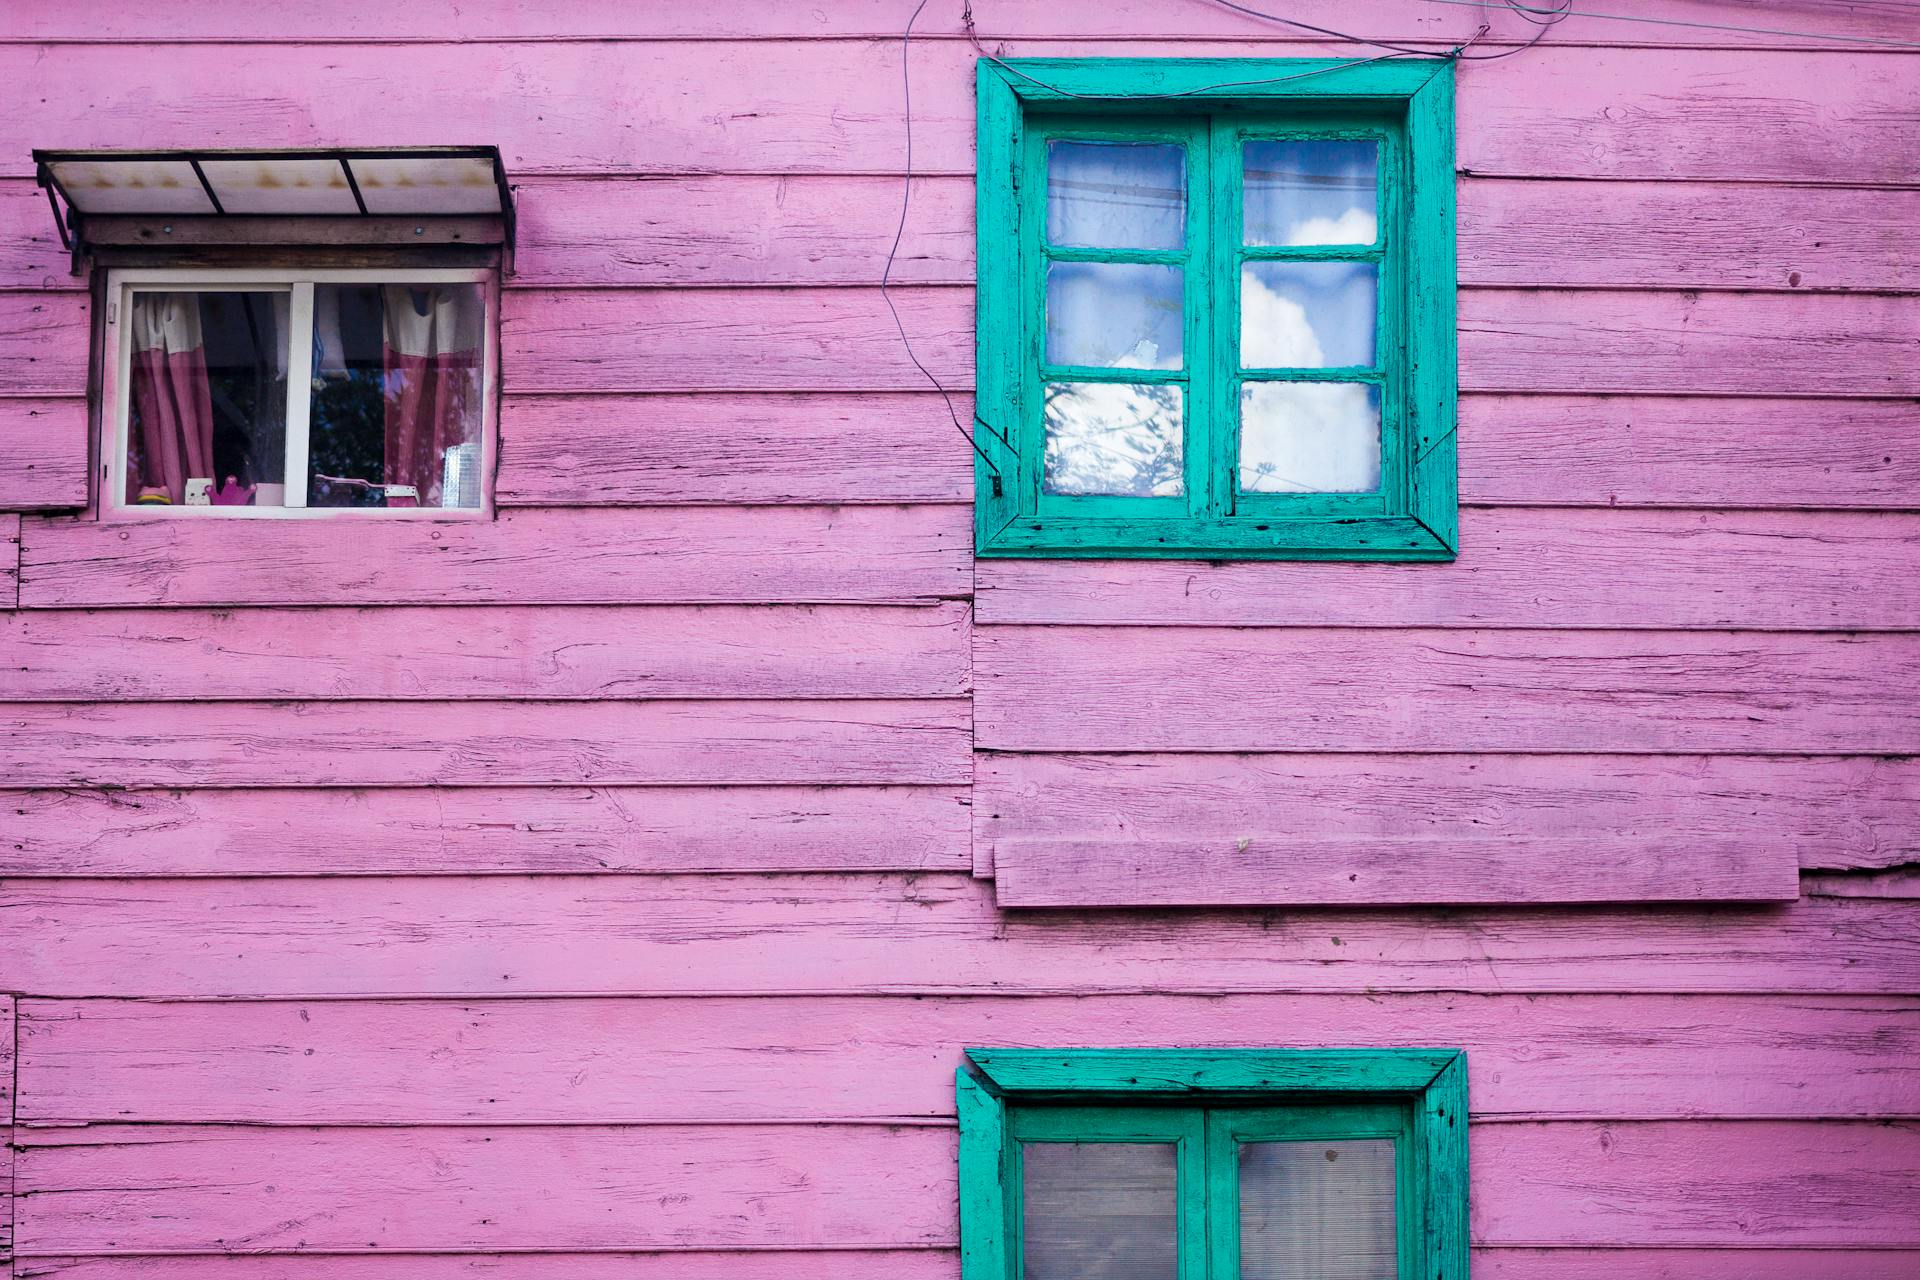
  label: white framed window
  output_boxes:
[101,267,497,518]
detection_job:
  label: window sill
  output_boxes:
[976,511,1455,561]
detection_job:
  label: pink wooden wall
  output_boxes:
[2,1,1919,1275]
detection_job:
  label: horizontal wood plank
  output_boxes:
[1459,288,1920,396]
[20,992,1913,1125]
[974,508,1920,629]
[975,628,1920,753]
[9,1254,956,1280]
[4,45,1914,181]
[1474,1250,1920,1280]
[0,699,970,788]
[0,785,970,876]
[10,1124,958,1255]
[17,505,970,607]
[0,512,17,607]
[977,753,1920,875]
[1460,396,1920,510]
[0,397,88,511]
[0,291,87,395]
[0,603,969,700]
[1474,1120,1920,1247]
[0,874,1911,997]
[12,1120,1918,1252]
[501,287,971,392]
[496,393,973,506]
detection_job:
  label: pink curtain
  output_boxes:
[126,294,215,505]
[382,286,481,507]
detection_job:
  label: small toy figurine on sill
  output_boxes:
[210,476,256,506]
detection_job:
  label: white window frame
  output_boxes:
[101,266,498,520]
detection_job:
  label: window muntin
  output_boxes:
[973,59,1456,560]
[104,268,494,518]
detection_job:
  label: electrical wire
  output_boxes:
[1415,0,1920,51]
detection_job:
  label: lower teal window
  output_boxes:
[975,59,1457,560]
[958,1049,1467,1280]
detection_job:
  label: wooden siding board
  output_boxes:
[18,993,1919,1125]
[0,603,971,701]
[496,393,974,506]
[0,397,88,512]
[0,292,88,396]
[976,754,1920,875]
[3,45,1916,181]
[973,509,1920,629]
[0,785,973,876]
[11,1255,959,1280]
[974,628,1920,754]
[1459,396,1920,510]
[16,505,971,607]
[0,513,18,608]
[0,699,971,787]
[1,875,1912,998]
[10,1120,1919,1254]
[1473,1250,1920,1280]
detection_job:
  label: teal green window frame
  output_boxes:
[974,58,1458,560]
[957,1048,1468,1280]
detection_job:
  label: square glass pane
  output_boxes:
[353,155,503,215]
[1047,140,1186,250]
[1045,381,1185,498]
[1048,262,1184,371]
[1241,262,1377,369]
[1244,140,1379,246]
[124,291,288,508]
[1240,382,1381,494]
[1023,1141,1178,1280]
[199,158,360,215]
[1240,1139,1397,1280]
[310,282,486,509]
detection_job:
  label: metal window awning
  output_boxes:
[32,145,515,269]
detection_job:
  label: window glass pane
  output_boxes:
[310,282,485,509]
[1241,262,1377,369]
[1022,1141,1179,1280]
[1047,140,1186,250]
[125,291,288,508]
[1240,382,1381,494]
[1240,1139,1398,1280]
[1045,381,1185,498]
[1244,140,1379,246]
[1047,262,1184,371]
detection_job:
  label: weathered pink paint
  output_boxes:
[1,2,1916,1275]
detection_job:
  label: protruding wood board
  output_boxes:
[0,785,972,876]
[17,992,1918,1125]
[976,754,1920,875]
[973,509,1920,630]
[0,876,1911,997]
[973,628,1920,754]
[0,603,971,701]
[15,505,971,608]
[0,699,972,787]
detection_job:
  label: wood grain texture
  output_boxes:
[0,292,88,395]
[1,875,1912,998]
[1459,397,1920,510]
[1474,1250,1920,1280]
[0,699,970,787]
[4,44,1915,180]
[11,1119,1918,1253]
[973,508,1920,629]
[0,785,971,876]
[974,628,1920,753]
[16,505,970,607]
[501,287,971,392]
[0,603,970,700]
[0,397,87,511]
[989,836,1797,906]
[1459,288,1920,396]
[977,753,1920,874]
[1458,180,1920,292]
[1474,1120,1920,1247]
[0,513,17,609]
[10,1123,959,1255]
[20,992,1916,1125]
[9,1254,956,1280]
[496,393,973,506]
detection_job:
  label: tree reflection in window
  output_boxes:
[1042,380,1185,498]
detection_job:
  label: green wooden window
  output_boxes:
[975,59,1457,560]
[958,1049,1468,1280]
